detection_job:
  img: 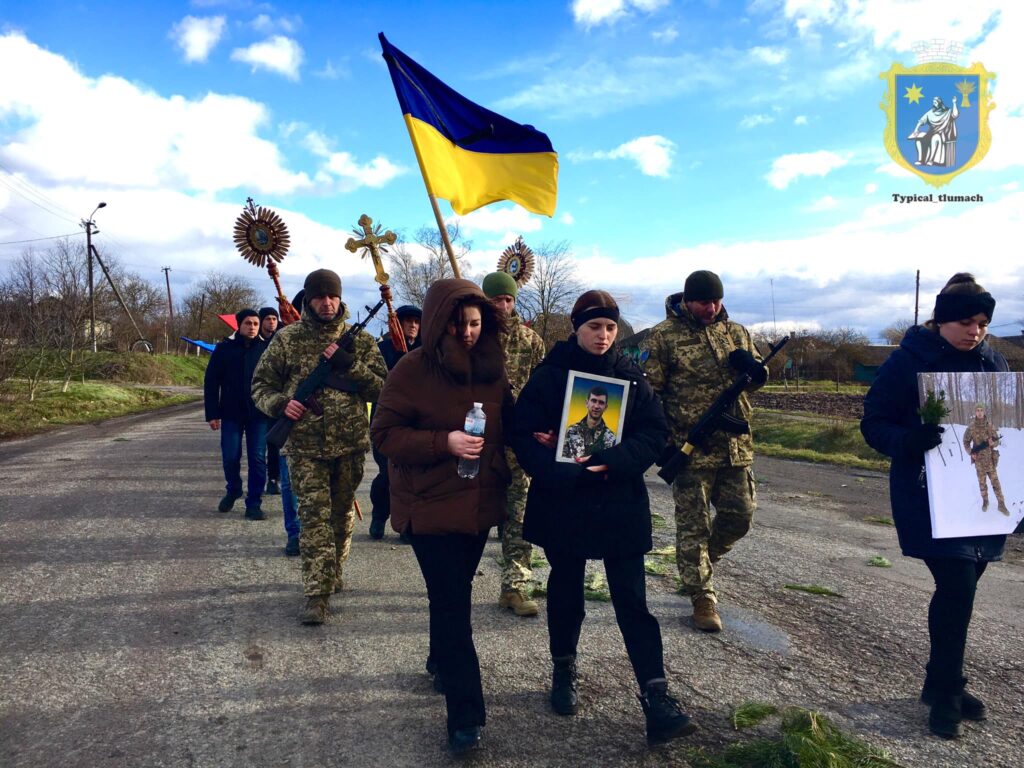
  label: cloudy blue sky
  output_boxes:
[0,0,1021,341]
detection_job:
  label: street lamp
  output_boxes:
[82,201,107,353]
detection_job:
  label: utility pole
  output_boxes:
[195,293,206,357]
[162,267,175,354]
[81,202,106,353]
[914,269,921,325]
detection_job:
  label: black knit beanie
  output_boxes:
[303,269,342,298]
[683,270,724,302]
[258,306,279,322]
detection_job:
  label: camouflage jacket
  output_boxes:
[251,303,387,459]
[963,418,1000,465]
[642,292,764,468]
[500,313,546,399]
[561,416,617,460]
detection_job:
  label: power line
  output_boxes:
[0,176,79,226]
[0,162,79,220]
[0,232,83,246]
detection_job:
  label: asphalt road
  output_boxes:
[1,402,1021,768]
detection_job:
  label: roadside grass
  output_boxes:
[865,516,895,526]
[867,556,892,568]
[732,702,778,729]
[784,583,843,598]
[6,350,207,386]
[0,380,198,440]
[644,559,670,576]
[583,571,611,601]
[753,411,888,471]
[689,707,905,768]
[761,380,869,395]
[530,553,549,569]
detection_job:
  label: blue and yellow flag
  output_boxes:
[379,33,558,217]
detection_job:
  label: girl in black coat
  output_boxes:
[510,290,695,746]
[861,273,1009,739]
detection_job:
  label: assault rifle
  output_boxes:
[970,441,989,455]
[266,297,386,449]
[656,336,790,485]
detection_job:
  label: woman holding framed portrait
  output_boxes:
[861,273,1009,739]
[510,289,696,746]
[371,279,512,756]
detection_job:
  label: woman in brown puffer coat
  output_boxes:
[371,278,512,756]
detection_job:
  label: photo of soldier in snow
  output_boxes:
[962,403,1008,515]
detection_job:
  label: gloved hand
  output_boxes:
[328,335,356,372]
[728,348,767,385]
[904,423,944,457]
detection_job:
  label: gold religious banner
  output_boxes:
[233,198,300,324]
[496,236,535,287]
[344,214,406,352]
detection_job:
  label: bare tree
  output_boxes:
[388,224,472,307]
[178,272,263,343]
[517,240,583,346]
[880,318,914,345]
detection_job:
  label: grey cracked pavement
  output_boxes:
[1,402,1022,767]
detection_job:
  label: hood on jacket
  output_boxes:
[663,291,729,324]
[420,278,505,384]
[421,279,485,350]
[899,324,999,369]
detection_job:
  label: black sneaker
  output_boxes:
[266,479,281,495]
[244,505,266,521]
[284,536,300,557]
[639,681,696,745]
[368,517,385,540]
[447,727,481,756]
[217,493,242,513]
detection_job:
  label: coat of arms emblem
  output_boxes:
[880,41,995,187]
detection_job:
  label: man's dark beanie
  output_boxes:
[235,308,259,327]
[396,305,422,320]
[683,270,724,302]
[258,306,279,322]
[303,269,342,298]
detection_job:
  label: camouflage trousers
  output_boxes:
[974,462,1005,506]
[290,454,364,597]
[500,448,533,594]
[673,465,756,603]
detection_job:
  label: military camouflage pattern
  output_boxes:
[290,454,364,596]
[500,312,546,398]
[963,415,1007,511]
[498,312,544,594]
[251,303,387,459]
[673,466,756,602]
[501,447,533,594]
[561,417,617,459]
[642,293,764,470]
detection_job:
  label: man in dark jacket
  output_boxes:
[260,307,283,495]
[368,304,421,540]
[204,308,269,520]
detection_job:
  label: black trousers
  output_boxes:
[266,441,280,482]
[369,447,390,523]
[545,548,665,688]
[410,530,489,734]
[923,557,989,693]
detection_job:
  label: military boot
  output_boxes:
[981,496,989,512]
[692,596,723,632]
[550,655,579,715]
[499,590,539,617]
[638,680,697,745]
[300,595,329,625]
[997,499,1009,516]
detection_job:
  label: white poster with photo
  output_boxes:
[919,371,1024,538]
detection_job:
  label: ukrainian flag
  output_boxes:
[379,33,558,217]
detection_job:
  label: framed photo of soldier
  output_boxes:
[555,371,630,463]
[919,371,1024,538]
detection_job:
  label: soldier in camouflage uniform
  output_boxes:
[561,387,617,459]
[252,269,387,624]
[963,404,1008,515]
[483,271,546,617]
[643,270,767,632]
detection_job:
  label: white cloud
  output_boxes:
[560,212,576,225]
[652,25,679,43]
[749,46,788,65]
[572,0,669,27]
[169,15,226,63]
[452,205,543,236]
[740,113,775,130]
[807,195,839,212]
[793,115,808,125]
[1001,181,1020,191]
[251,14,299,34]
[230,36,304,80]
[874,161,914,178]
[302,131,405,190]
[865,182,878,194]
[766,150,849,189]
[571,135,676,177]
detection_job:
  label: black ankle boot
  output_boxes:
[447,726,481,756]
[638,680,697,745]
[922,676,986,721]
[551,655,578,715]
[927,693,963,739]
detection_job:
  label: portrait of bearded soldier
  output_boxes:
[962,404,1009,515]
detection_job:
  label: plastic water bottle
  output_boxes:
[457,402,486,479]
